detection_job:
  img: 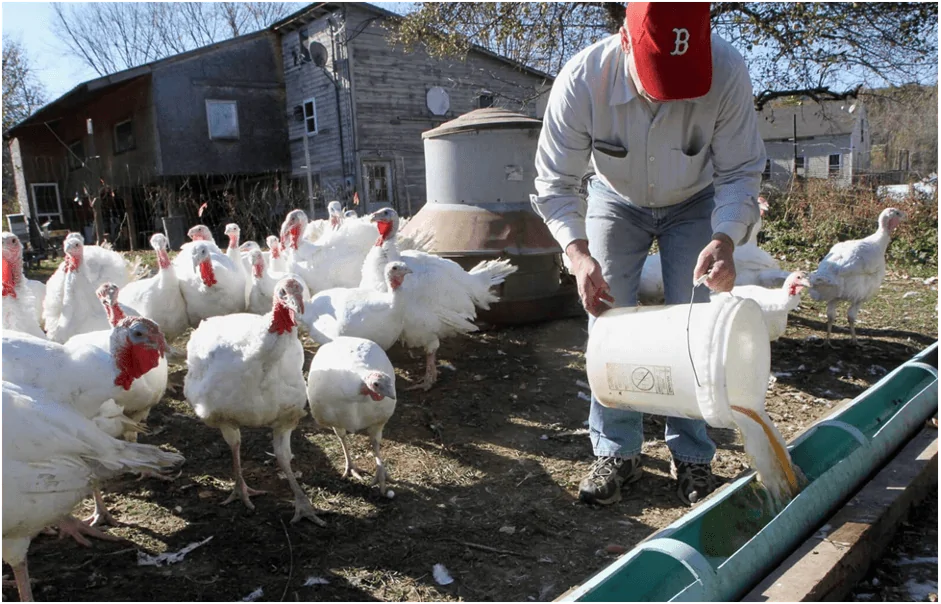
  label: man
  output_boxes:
[531,2,765,506]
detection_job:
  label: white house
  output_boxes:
[758,99,871,188]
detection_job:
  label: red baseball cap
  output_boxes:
[625,2,712,101]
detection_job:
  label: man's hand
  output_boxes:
[694,234,736,292]
[566,240,615,316]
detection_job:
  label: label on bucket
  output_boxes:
[606,363,675,396]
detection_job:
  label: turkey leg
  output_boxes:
[272,427,325,526]
[825,300,838,347]
[84,488,120,527]
[335,428,368,480]
[54,514,124,547]
[367,426,389,496]
[220,425,266,510]
[405,348,438,391]
[847,302,861,346]
[12,560,32,602]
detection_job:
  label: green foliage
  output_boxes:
[759,180,938,273]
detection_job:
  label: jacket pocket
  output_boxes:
[667,145,712,190]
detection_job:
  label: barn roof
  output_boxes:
[758,100,862,141]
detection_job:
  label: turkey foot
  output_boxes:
[405,351,438,391]
[274,428,325,526]
[222,479,267,510]
[220,428,266,510]
[335,428,369,481]
[137,468,181,483]
[290,496,327,526]
[55,515,123,547]
[84,489,120,527]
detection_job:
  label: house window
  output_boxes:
[762,159,772,180]
[477,92,494,109]
[113,119,135,153]
[303,98,318,135]
[828,154,842,176]
[795,155,805,177]
[363,161,393,205]
[68,140,84,170]
[30,183,63,223]
[206,100,239,140]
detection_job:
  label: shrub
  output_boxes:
[760,179,938,270]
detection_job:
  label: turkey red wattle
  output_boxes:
[2,258,18,298]
[359,384,384,401]
[269,300,298,335]
[389,274,404,291]
[270,242,281,259]
[199,259,218,287]
[114,337,164,391]
[157,249,171,270]
[104,302,126,327]
[252,259,264,279]
[64,251,83,273]
[376,220,394,242]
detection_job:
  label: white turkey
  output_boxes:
[300,261,412,350]
[809,207,906,346]
[171,224,222,277]
[177,241,247,326]
[2,232,44,338]
[713,271,811,341]
[638,252,664,306]
[360,207,518,390]
[265,235,288,273]
[306,337,397,497]
[117,233,189,342]
[280,209,365,293]
[2,380,183,603]
[223,223,252,309]
[42,236,111,343]
[302,200,344,244]
[734,197,790,287]
[64,231,139,289]
[2,316,167,426]
[183,276,323,524]
[95,282,140,326]
[246,248,310,315]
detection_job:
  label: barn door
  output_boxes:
[362,160,394,211]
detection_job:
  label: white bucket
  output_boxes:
[585,295,771,429]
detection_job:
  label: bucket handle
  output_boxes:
[687,274,709,388]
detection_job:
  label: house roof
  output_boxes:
[758,99,862,141]
[271,2,554,82]
[6,29,273,138]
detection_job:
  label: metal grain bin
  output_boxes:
[400,108,580,325]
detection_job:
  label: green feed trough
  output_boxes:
[559,342,938,602]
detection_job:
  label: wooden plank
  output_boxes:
[743,426,939,602]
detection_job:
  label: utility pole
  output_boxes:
[86,118,105,243]
[303,133,315,217]
[792,114,798,178]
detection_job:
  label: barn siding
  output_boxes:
[279,12,356,216]
[152,32,289,177]
[344,5,550,214]
[764,133,854,188]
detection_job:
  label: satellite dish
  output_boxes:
[308,41,328,68]
[848,103,857,113]
[426,86,450,116]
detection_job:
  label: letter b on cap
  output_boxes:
[671,28,690,56]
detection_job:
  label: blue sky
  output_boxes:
[2,2,101,99]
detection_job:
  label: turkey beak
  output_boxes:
[367,211,380,223]
[375,378,396,401]
[286,289,305,315]
[279,221,292,248]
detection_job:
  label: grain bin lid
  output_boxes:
[422,107,542,139]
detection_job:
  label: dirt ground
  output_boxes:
[3,267,938,602]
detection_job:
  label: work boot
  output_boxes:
[578,455,643,505]
[671,459,719,506]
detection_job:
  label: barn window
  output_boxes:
[206,99,239,140]
[30,183,63,224]
[113,119,135,154]
[303,98,318,135]
[762,159,771,180]
[68,140,84,170]
[828,154,842,176]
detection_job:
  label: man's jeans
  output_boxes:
[585,176,716,465]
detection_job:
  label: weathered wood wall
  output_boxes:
[345,5,550,215]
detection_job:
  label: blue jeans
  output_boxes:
[585,176,716,465]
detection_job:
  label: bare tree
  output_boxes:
[2,39,46,216]
[387,2,939,102]
[51,2,297,76]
